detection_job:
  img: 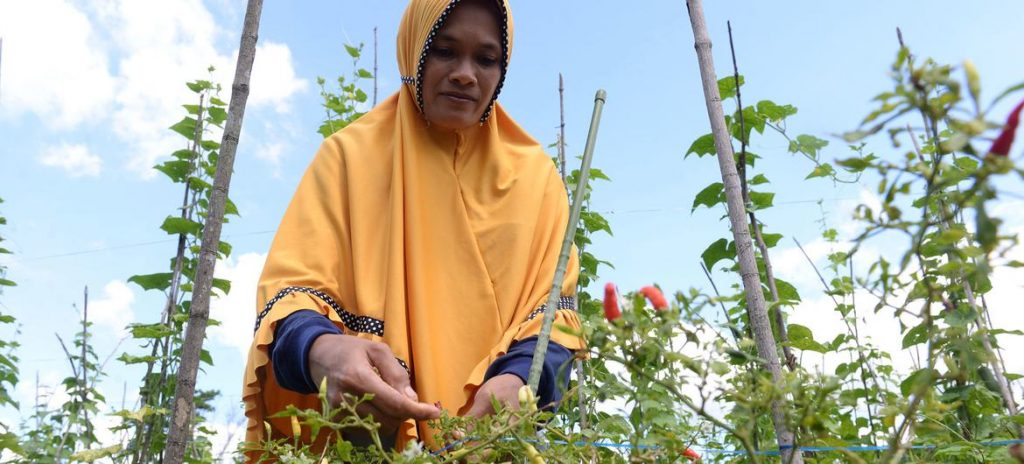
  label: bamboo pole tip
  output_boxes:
[594,89,607,102]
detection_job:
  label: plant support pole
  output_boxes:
[527,89,607,394]
[164,1,263,462]
[684,2,804,462]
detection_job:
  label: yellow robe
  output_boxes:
[242,0,583,452]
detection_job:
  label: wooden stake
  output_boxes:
[164,1,263,461]
[684,2,803,462]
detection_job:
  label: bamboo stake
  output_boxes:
[373,26,378,107]
[684,2,803,462]
[81,286,91,441]
[527,89,607,394]
[164,1,263,461]
[558,73,567,183]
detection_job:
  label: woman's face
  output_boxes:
[420,0,502,131]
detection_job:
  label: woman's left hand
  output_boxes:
[465,373,525,418]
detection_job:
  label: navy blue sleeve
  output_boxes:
[484,336,573,409]
[270,309,343,394]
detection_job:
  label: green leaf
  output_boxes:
[129,323,176,339]
[200,348,214,366]
[225,198,240,217]
[836,154,877,172]
[717,75,744,100]
[0,279,15,287]
[69,444,122,462]
[805,163,835,179]
[218,241,232,257]
[748,191,775,210]
[589,168,611,181]
[212,278,231,295]
[128,273,173,291]
[975,203,999,253]
[756,100,797,122]
[154,160,192,183]
[750,174,769,185]
[793,134,828,156]
[774,278,800,302]
[356,69,373,79]
[760,233,782,247]
[207,107,228,126]
[169,117,197,140]
[685,133,716,158]
[692,182,724,212]
[183,104,201,115]
[902,323,929,348]
[171,149,196,161]
[787,323,827,353]
[117,353,159,365]
[344,44,361,58]
[160,216,203,236]
[210,97,227,106]
[701,238,733,270]
[900,368,937,397]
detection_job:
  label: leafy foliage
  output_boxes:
[111,72,237,463]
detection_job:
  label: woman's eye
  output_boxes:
[477,55,499,67]
[431,47,455,59]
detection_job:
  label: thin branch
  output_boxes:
[700,261,742,343]
[726,20,795,371]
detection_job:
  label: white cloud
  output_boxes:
[255,140,285,166]
[209,252,265,362]
[0,0,116,128]
[2,0,307,178]
[88,280,136,336]
[250,41,308,113]
[38,143,102,177]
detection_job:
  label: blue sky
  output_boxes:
[1,0,1023,455]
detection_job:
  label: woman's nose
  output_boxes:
[449,59,476,87]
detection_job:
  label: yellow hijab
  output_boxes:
[242,0,583,451]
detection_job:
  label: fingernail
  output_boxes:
[404,386,418,400]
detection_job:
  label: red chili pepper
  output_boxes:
[989,98,1024,157]
[683,447,701,461]
[638,285,669,311]
[1009,443,1024,463]
[603,283,621,321]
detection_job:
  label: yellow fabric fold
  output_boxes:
[242,0,583,453]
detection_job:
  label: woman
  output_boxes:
[242,0,584,451]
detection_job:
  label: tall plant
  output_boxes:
[117,74,236,463]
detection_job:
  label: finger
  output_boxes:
[355,401,402,435]
[365,343,418,401]
[356,367,440,421]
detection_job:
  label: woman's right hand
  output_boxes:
[308,334,440,435]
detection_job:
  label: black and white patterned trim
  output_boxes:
[525,296,577,321]
[409,0,510,124]
[253,286,385,337]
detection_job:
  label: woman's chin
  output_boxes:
[427,115,479,131]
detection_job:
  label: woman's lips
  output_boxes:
[441,92,475,103]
